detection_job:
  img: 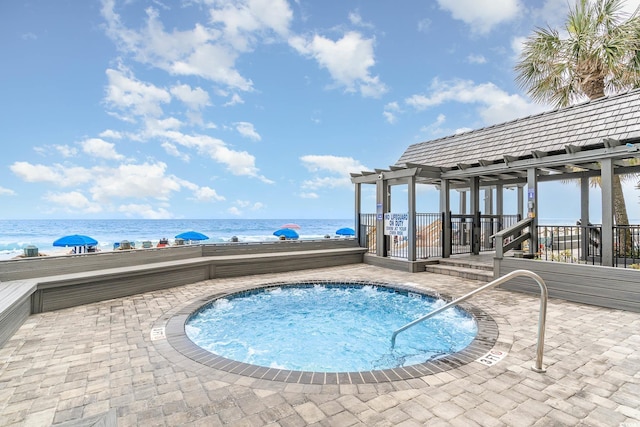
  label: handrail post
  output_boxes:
[391,269,548,373]
[495,233,504,259]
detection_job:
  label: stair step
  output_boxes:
[424,264,493,282]
[437,259,494,272]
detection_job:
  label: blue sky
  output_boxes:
[2,0,640,221]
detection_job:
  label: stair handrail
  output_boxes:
[391,269,548,373]
[492,217,533,259]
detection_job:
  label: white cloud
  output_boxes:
[300,155,367,175]
[10,160,195,211]
[157,130,273,183]
[227,206,242,216]
[144,117,183,132]
[417,18,432,33]
[420,113,448,136]
[300,192,319,199]
[170,84,211,110]
[101,1,253,91]
[209,0,293,51]
[105,67,171,119]
[44,191,102,213]
[289,31,387,98]
[467,54,487,64]
[531,0,570,29]
[81,138,125,160]
[117,203,174,219]
[349,11,373,28]
[510,36,527,61]
[99,129,123,139]
[405,78,549,125]
[55,145,78,158]
[10,162,84,186]
[0,186,16,196]
[302,176,351,190]
[192,186,225,202]
[161,142,190,162]
[224,93,245,106]
[89,162,182,203]
[227,200,262,215]
[436,0,522,33]
[235,122,261,141]
[383,102,401,124]
[299,155,367,191]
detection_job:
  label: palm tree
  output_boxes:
[515,0,640,107]
[515,0,640,241]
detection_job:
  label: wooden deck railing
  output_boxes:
[492,217,533,259]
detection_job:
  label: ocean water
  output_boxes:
[0,219,354,261]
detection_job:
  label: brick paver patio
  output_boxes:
[0,264,638,426]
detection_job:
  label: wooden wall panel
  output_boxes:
[496,258,640,312]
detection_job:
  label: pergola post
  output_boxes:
[496,184,504,222]
[376,175,388,257]
[407,176,417,261]
[470,177,480,255]
[601,159,614,266]
[459,190,468,246]
[527,168,539,256]
[354,182,362,244]
[517,185,524,220]
[484,187,493,248]
[459,191,467,214]
[580,176,590,261]
[440,179,451,258]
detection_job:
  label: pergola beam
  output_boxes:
[442,144,640,180]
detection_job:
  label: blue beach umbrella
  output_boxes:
[53,234,98,247]
[273,228,299,240]
[175,231,209,241]
[335,227,355,236]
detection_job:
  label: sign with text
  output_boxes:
[384,213,409,236]
[476,349,507,366]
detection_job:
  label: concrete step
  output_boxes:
[424,264,493,282]
[438,258,494,272]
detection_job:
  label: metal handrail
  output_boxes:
[391,269,548,373]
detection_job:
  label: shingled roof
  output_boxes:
[396,89,640,169]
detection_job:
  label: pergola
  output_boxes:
[351,89,640,267]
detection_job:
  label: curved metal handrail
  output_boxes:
[391,269,548,373]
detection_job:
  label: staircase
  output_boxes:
[424,257,494,282]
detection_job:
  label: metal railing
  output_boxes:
[536,225,601,265]
[614,225,640,267]
[391,269,548,373]
[388,213,442,259]
[359,214,377,254]
[450,214,474,255]
[362,213,522,258]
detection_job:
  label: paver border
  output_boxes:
[161,280,501,384]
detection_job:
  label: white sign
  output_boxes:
[476,349,507,366]
[150,327,166,341]
[384,213,409,237]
